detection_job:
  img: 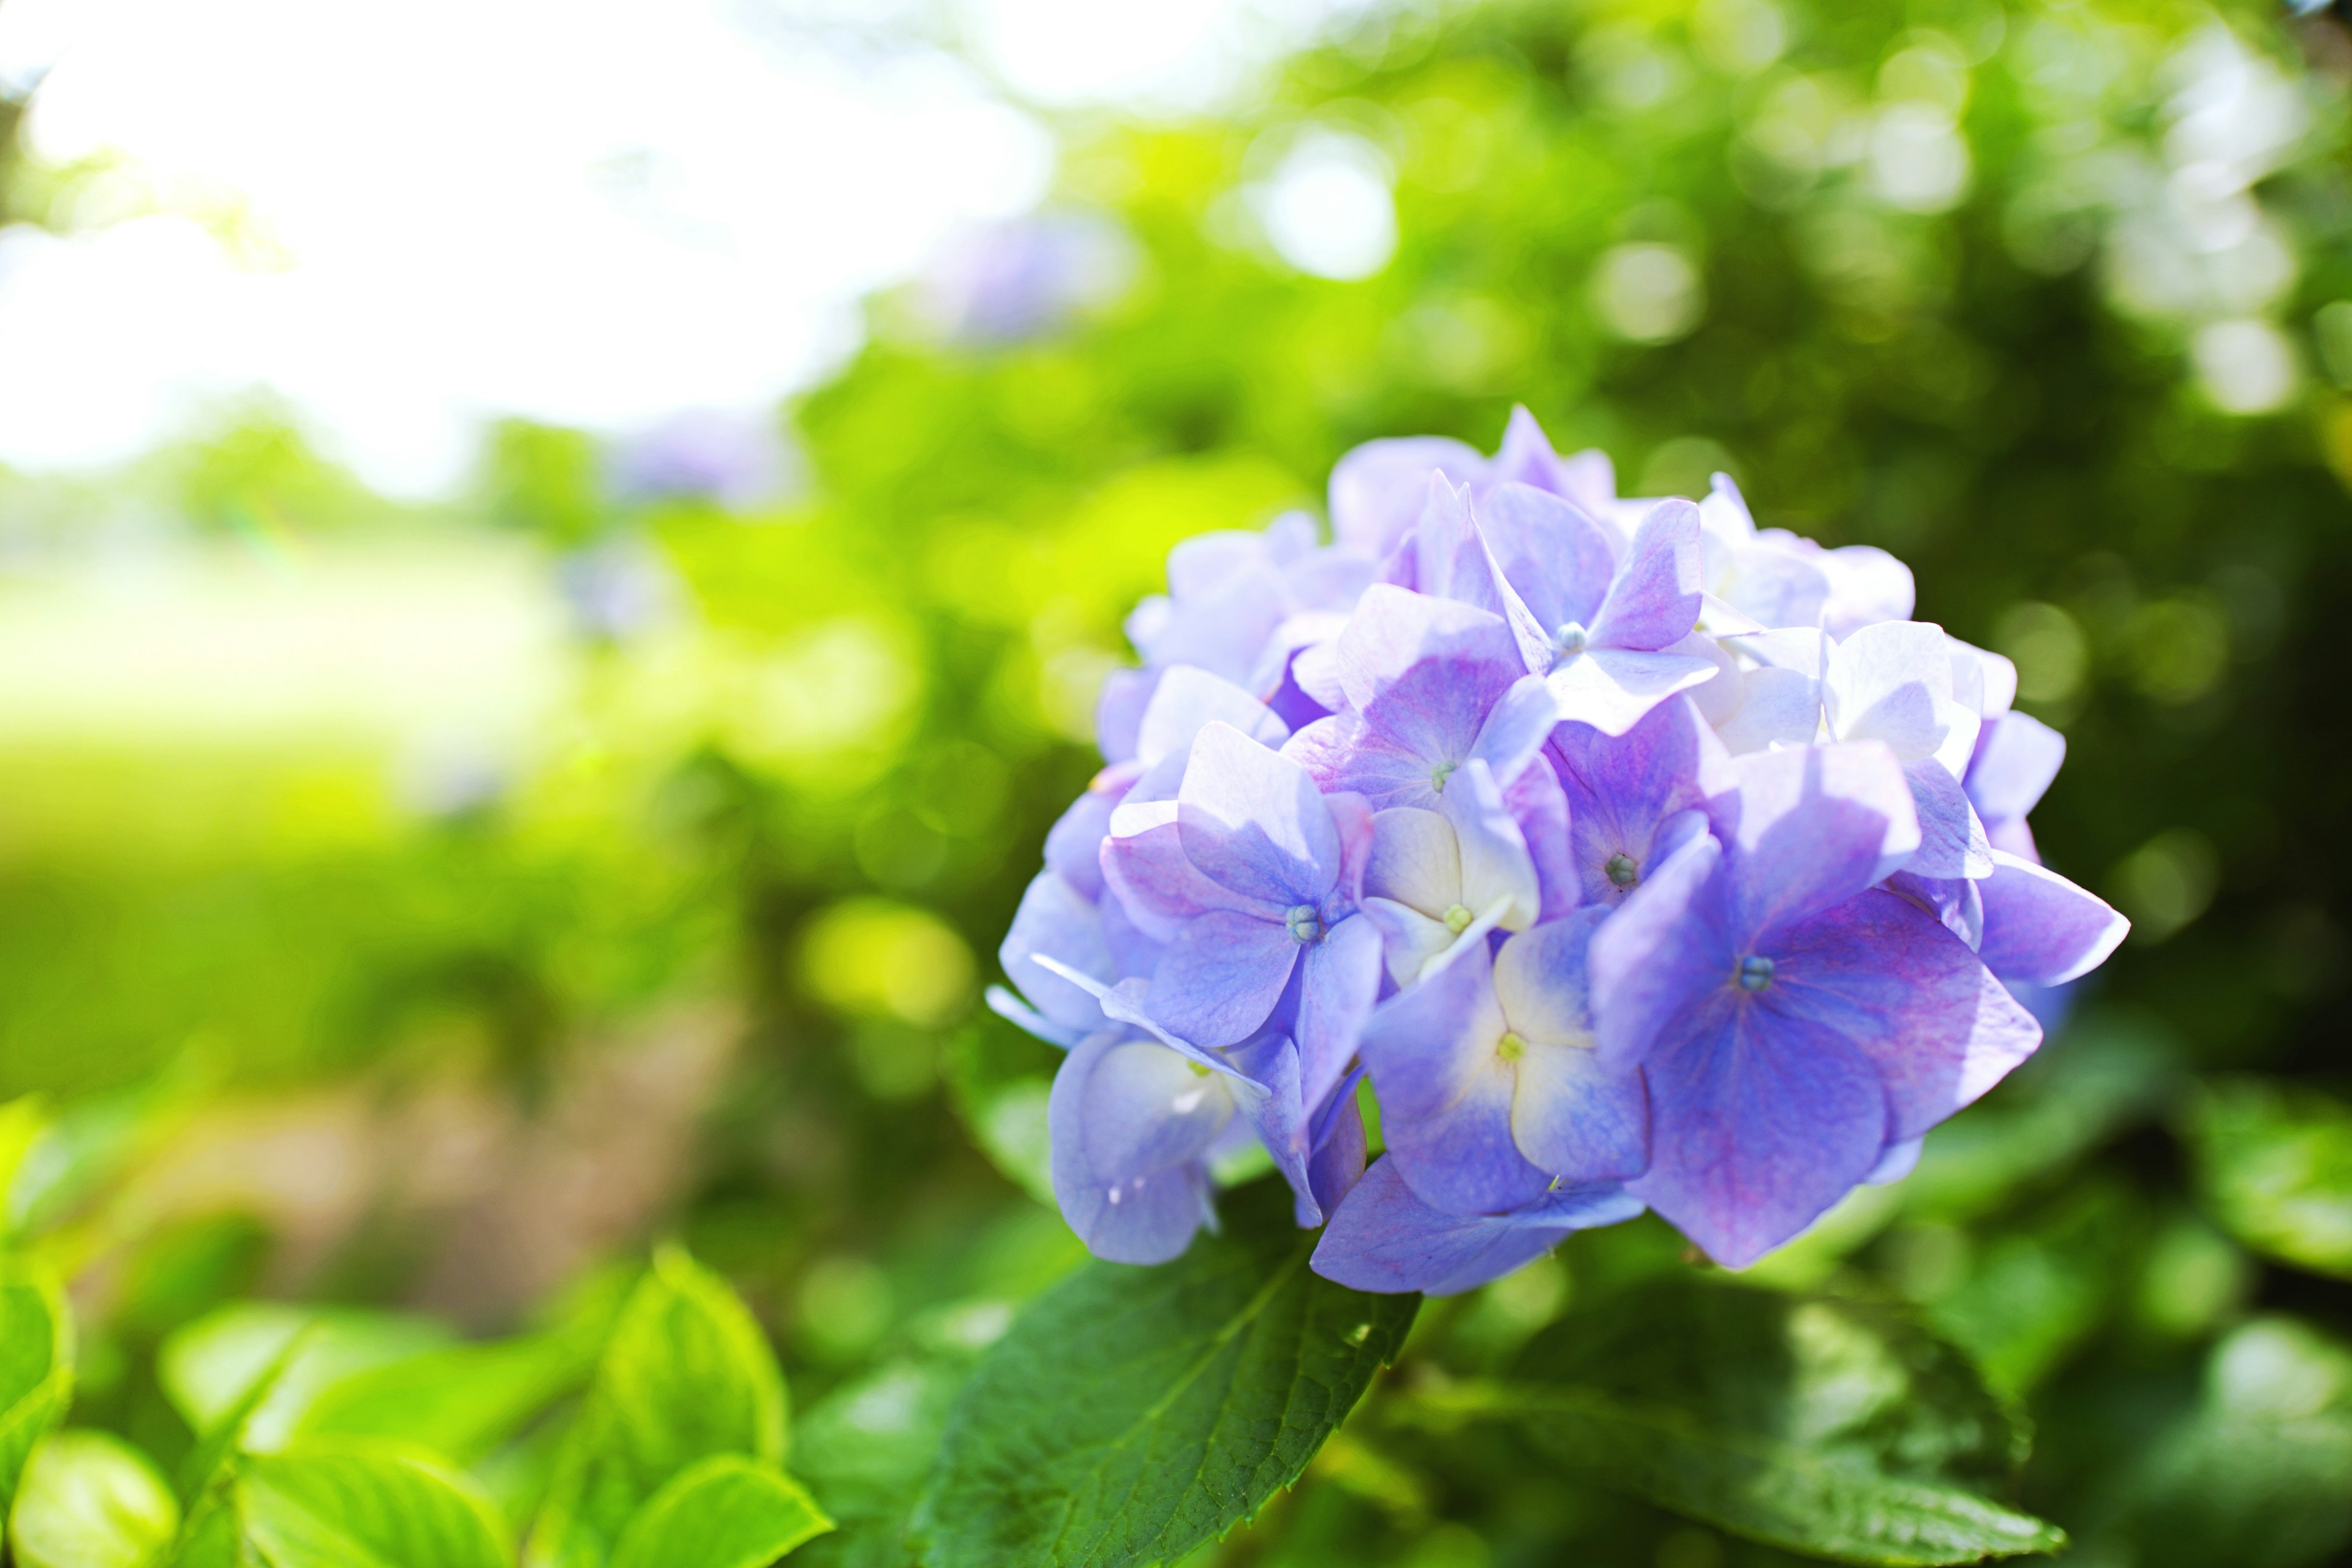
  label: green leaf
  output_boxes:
[298,1329,602,1465]
[0,1095,48,1234]
[0,1262,74,1518]
[7,1430,179,1568]
[793,1359,970,1568]
[238,1441,513,1568]
[175,1323,311,1509]
[2083,1316,2352,1568]
[1475,1274,2062,1566]
[159,1303,455,1453]
[609,1455,832,1568]
[527,1246,789,1568]
[2188,1077,2352,1280]
[908,1176,1420,1568]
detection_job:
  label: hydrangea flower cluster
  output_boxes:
[989,409,2129,1291]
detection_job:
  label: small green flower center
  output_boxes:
[1285,904,1325,943]
[1498,1031,1528,1061]
[1186,1059,1212,1078]
[1737,954,1776,992]
[1605,852,1640,889]
[1553,621,1589,658]
[1442,903,1474,935]
[1430,760,1460,793]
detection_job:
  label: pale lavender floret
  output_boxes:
[1551,695,1734,907]
[1358,911,1649,1219]
[1357,758,1542,986]
[1047,1031,1229,1263]
[1284,584,1556,811]
[1102,722,1382,1111]
[1310,1153,1642,1295]
[1589,742,2044,1267]
[1098,514,1375,763]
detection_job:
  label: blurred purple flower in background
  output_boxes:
[917,212,1137,344]
[609,409,793,511]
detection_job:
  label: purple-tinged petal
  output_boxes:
[1096,668,1157,765]
[1297,914,1384,1110]
[1049,1035,1218,1264]
[1361,896,1457,987]
[1628,1005,1890,1270]
[1334,584,1519,716]
[1478,481,1616,634]
[1365,806,1458,911]
[1713,666,1822,755]
[1588,499,1703,653]
[1493,914,1651,1182]
[1045,777,1126,902]
[1588,831,1732,1073]
[1311,1156,1581,1295]
[1001,870,1116,1033]
[1145,910,1301,1050]
[1544,646,1718,736]
[1330,436,1485,559]
[1817,544,1917,639]
[1556,447,1622,521]
[1822,620,1961,763]
[1488,405,1573,496]
[1080,1038,1239,1178]
[1699,473,1757,543]
[1766,889,2043,1144]
[1291,639,1346,713]
[1136,665,1290,766]
[1503,756,1578,924]
[1101,809,1267,943]
[1440,759,1542,930]
[1901,757,1995,880]
[986,984,1088,1050]
[1031,957,1267,1091]
[1308,1087,1369,1222]
[1398,477,1529,629]
[1711,742,1923,933]
[1176,722,1340,907]
[1131,559,1289,687]
[1719,545,1830,630]
[1226,1031,1319,1224]
[1358,939,1553,1217]
[1864,1136,1924,1185]
[1555,696,1733,907]
[1965,712,2066,841]
[1885,869,1985,950]
[1099,884,1164,980]
[1468,674,1560,786]
[1975,850,2128,986]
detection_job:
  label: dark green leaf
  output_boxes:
[0,1264,74,1518]
[2187,1077,2352,1281]
[526,1246,788,1568]
[7,1431,179,1568]
[909,1176,1420,1568]
[1488,1274,2064,1565]
[794,1359,970,1568]
[608,1455,832,1568]
[238,1441,513,1568]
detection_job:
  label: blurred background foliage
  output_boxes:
[1,0,2351,1563]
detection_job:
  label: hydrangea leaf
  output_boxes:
[158,1304,454,1452]
[608,1455,833,1568]
[793,1358,970,1568]
[237,1441,513,1568]
[526,1247,788,1568]
[6,1430,179,1568]
[0,1264,74,1521]
[909,1177,1419,1568]
[1488,1274,2062,1565]
[2187,1077,2352,1281]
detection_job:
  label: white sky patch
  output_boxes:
[0,0,1341,496]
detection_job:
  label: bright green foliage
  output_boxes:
[161,1305,458,1451]
[2188,1078,2352,1280]
[1478,1275,2060,1564]
[910,1179,1420,1568]
[230,1442,514,1568]
[7,1431,178,1568]
[526,1248,791,1568]
[0,1264,73,1520]
[300,1330,604,1467]
[607,1455,832,1568]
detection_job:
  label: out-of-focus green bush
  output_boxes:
[0,1,2348,1564]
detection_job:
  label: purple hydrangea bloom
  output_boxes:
[997,407,2129,1289]
[1588,743,2042,1266]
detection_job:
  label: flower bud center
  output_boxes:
[1498,1031,1527,1061]
[1605,852,1640,888]
[1285,904,1325,943]
[1431,760,1459,793]
[1553,621,1589,658]
[1442,903,1474,935]
[1737,954,1776,992]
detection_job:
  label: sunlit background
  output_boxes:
[0,0,2349,1562]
